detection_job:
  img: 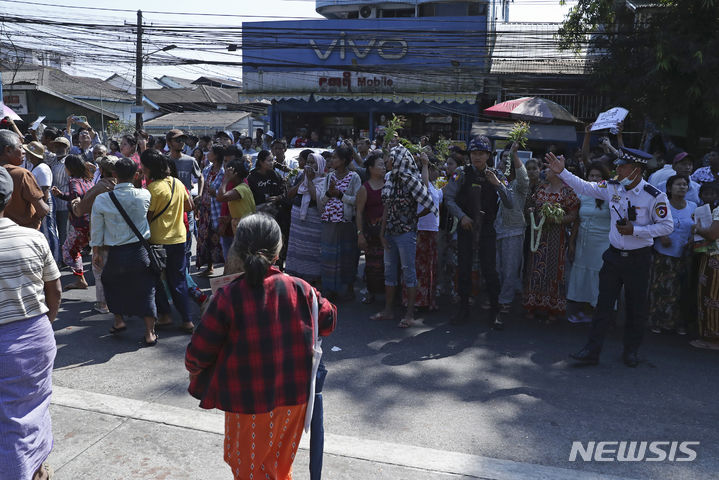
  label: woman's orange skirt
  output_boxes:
[224,403,308,480]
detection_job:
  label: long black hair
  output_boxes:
[140,149,169,181]
[64,154,93,180]
[226,158,249,182]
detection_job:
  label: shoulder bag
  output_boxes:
[150,177,176,224]
[303,287,323,433]
[108,188,170,275]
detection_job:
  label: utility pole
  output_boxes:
[135,9,143,132]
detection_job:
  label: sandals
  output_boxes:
[109,325,127,334]
[93,303,110,314]
[397,318,415,328]
[370,312,394,321]
[140,334,158,347]
[179,323,195,334]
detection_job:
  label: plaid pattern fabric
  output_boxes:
[203,165,224,230]
[185,267,337,414]
[382,145,438,235]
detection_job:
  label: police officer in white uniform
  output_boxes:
[546,147,674,367]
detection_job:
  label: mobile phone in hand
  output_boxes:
[72,115,87,123]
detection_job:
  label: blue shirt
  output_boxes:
[90,183,151,247]
[653,201,696,258]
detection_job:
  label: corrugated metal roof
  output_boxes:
[192,76,243,88]
[0,66,133,101]
[490,22,590,76]
[143,111,252,130]
[144,85,240,105]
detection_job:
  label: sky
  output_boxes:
[1,0,578,82]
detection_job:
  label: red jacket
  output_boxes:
[185,267,337,413]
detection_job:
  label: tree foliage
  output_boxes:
[559,0,719,140]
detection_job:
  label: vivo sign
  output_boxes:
[310,32,408,61]
[242,17,487,72]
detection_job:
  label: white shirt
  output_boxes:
[648,164,675,188]
[558,169,674,250]
[30,163,53,189]
[417,183,442,231]
[0,218,60,325]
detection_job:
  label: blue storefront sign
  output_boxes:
[241,17,488,73]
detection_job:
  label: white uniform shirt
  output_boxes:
[558,169,674,250]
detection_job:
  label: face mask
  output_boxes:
[619,168,638,187]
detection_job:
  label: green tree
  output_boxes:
[559,0,719,142]
[107,119,136,137]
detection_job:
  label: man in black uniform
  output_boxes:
[444,136,513,328]
[546,148,674,367]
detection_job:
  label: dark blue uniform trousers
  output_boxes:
[586,246,652,355]
[457,228,500,312]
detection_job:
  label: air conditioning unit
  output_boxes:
[359,6,377,18]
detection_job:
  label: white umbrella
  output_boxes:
[1,102,22,121]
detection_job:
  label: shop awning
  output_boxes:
[314,92,479,104]
[239,92,479,104]
[238,93,311,103]
[471,122,578,143]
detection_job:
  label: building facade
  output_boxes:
[241,0,507,142]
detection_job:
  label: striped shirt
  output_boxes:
[0,218,61,325]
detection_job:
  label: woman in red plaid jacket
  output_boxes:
[185,213,337,480]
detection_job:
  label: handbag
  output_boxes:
[108,191,167,275]
[304,288,323,433]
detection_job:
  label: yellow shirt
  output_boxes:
[228,183,256,220]
[147,177,188,245]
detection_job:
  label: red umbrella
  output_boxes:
[484,97,580,124]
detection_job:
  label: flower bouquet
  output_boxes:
[540,202,565,224]
[434,176,448,190]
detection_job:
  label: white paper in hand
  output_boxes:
[591,107,629,132]
[694,204,712,242]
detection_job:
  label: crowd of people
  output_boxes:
[3,110,719,479]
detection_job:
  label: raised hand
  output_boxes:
[485,169,501,187]
[544,152,565,174]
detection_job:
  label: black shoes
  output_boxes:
[622,350,639,368]
[570,347,600,365]
[491,313,504,331]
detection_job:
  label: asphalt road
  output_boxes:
[48,259,719,480]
